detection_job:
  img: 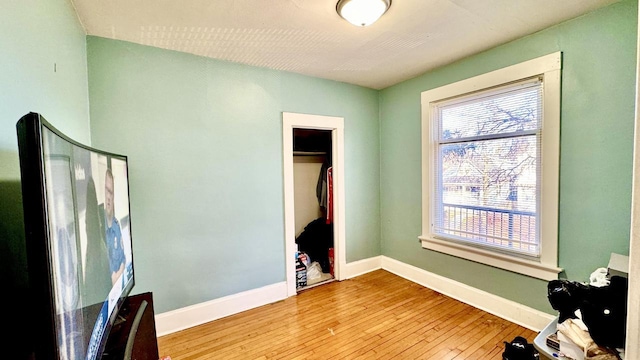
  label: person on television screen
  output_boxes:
[83,177,112,303]
[105,168,125,285]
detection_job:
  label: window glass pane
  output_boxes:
[435,136,538,255]
[439,83,541,140]
[439,136,537,212]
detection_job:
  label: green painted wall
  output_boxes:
[0,0,90,356]
[379,0,637,313]
[0,0,90,174]
[86,37,381,313]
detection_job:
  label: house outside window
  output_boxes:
[420,53,563,281]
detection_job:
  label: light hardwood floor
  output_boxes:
[157,270,537,359]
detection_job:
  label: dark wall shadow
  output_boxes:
[0,179,33,358]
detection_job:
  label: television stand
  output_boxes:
[102,292,159,360]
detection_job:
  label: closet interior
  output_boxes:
[293,129,335,291]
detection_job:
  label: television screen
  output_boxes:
[17,112,134,360]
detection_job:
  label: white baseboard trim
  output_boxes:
[342,255,382,279]
[380,256,555,331]
[155,255,554,336]
[155,281,288,337]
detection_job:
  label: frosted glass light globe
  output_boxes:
[337,0,391,27]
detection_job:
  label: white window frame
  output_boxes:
[419,52,563,281]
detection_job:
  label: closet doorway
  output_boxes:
[282,112,345,297]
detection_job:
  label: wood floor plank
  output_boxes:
[158,270,539,359]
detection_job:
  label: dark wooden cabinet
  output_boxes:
[102,292,159,360]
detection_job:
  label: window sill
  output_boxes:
[419,236,562,281]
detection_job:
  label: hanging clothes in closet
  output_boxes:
[316,160,329,212]
[316,160,333,225]
[327,166,333,224]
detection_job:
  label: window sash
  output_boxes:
[431,79,543,258]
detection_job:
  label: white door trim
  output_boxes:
[282,112,346,297]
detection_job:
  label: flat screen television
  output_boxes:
[17,112,135,360]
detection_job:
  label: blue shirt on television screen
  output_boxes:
[105,217,125,274]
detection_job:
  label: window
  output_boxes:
[420,53,563,281]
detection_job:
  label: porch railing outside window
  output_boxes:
[437,203,537,256]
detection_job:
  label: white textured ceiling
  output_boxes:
[70,0,620,89]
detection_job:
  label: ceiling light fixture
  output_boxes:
[336,0,391,27]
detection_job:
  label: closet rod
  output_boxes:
[293,151,327,156]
